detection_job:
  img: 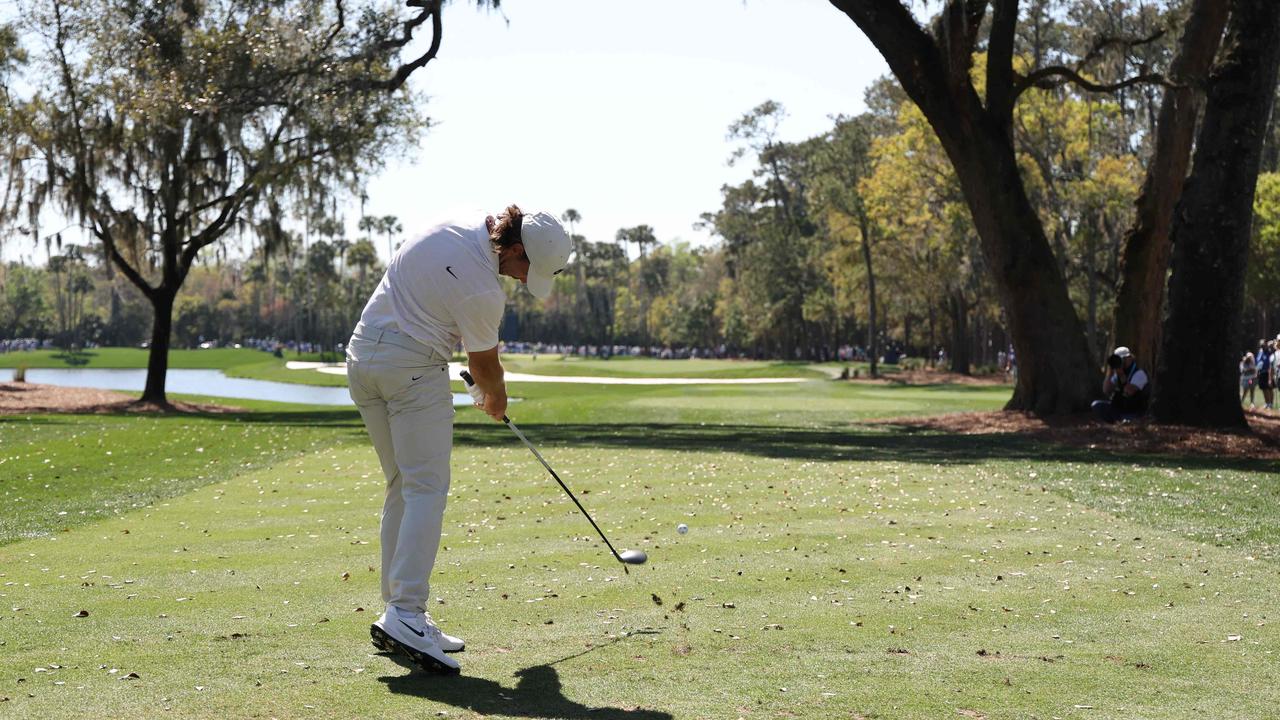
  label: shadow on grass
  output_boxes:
[5,406,1270,475]
[450,421,1276,474]
[381,659,671,720]
[50,350,95,366]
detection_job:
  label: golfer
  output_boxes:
[346,205,571,674]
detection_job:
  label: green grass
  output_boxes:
[0,347,270,370]
[1,383,1278,718]
[0,347,877,386]
[499,355,834,379]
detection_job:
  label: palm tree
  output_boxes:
[615,225,658,345]
[562,209,587,341]
[378,215,403,259]
[358,215,380,260]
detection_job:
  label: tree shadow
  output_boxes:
[379,634,673,720]
[449,421,1277,474]
[50,350,94,366]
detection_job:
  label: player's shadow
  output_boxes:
[378,634,673,720]
[380,663,672,720]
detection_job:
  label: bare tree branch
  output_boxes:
[1077,28,1167,70]
[91,218,156,300]
[362,0,442,92]
[1014,66,1168,100]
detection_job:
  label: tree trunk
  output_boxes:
[858,212,880,378]
[948,292,971,375]
[141,289,176,405]
[1153,0,1280,428]
[945,128,1095,414]
[1112,0,1230,374]
[1085,218,1100,361]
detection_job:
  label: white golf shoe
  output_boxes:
[370,606,462,675]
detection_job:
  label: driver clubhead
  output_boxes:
[618,549,648,565]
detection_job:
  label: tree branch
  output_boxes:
[1014,66,1168,100]
[986,0,1018,125]
[828,0,954,119]
[91,218,156,301]
[361,0,442,92]
[932,0,983,93]
[1077,28,1167,70]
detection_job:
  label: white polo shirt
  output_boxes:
[357,216,507,359]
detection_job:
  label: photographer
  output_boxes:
[1091,346,1149,423]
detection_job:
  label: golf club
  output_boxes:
[459,370,648,571]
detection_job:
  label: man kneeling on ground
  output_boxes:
[1091,346,1149,423]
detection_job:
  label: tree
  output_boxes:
[828,0,1160,414]
[378,215,403,258]
[0,262,47,338]
[47,243,93,346]
[1246,174,1280,334]
[1153,0,1280,428]
[616,225,658,343]
[1,0,490,405]
[562,208,589,336]
[811,115,882,376]
[1111,0,1230,374]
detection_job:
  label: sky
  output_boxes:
[356,0,889,261]
[4,0,890,264]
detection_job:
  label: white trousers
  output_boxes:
[346,324,453,614]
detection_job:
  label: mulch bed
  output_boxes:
[845,369,1012,386]
[877,409,1280,461]
[0,382,245,415]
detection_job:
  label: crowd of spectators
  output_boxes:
[0,338,54,353]
[1240,335,1280,410]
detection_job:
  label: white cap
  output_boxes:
[521,211,571,299]
[1113,346,1131,358]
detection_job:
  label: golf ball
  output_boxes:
[677,523,688,534]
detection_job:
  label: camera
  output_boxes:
[1106,354,1122,369]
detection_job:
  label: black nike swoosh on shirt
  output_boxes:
[446,266,458,279]
[399,619,425,637]
[411,375,423,382]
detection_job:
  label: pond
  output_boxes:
[4,368,474,407]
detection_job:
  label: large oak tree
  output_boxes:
[2,0,492,405]
[828,0,1132,414]
[1152,0,1280,427]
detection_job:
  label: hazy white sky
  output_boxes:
[5,0,889,264]
[359,0,888,261]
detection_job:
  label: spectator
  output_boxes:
[1091,346,1149,423]
[1258,339,1275,411]
[1241,351,1259,408]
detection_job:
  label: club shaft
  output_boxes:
[502,416,626,562]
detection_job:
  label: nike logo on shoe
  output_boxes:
[399,619,425,637]
[446,266,458,279]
